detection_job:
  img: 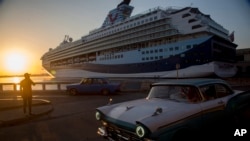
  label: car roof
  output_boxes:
[152,78,229,87]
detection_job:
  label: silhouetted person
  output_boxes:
[20,73,35,115]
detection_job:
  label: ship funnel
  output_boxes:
[102,0,134,27]
[117,0,131,7]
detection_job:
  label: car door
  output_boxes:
[79,78,93,93]
[89,78,103,93]
[199,84,234,129]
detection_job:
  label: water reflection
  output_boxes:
[12,77,21,84]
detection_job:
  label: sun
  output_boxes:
[4,52,27,74]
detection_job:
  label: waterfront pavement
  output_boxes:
[0,78,249,128]
[0,80,148,127]
[0,97,54,127]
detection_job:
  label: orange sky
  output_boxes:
[0,45,43,75]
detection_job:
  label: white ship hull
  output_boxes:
[47,61,237,78]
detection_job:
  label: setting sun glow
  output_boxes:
[4,52,27,74]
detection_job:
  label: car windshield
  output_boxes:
[147,85,201,103]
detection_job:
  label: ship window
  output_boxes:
[142,51,145,54]
[159,49,163,52]
[192,25,202,29]
[160,56,163,59]
[142,58,145,61]
[150,57,154,60]
[169,47,173,51]
[154,16,158,20]
[175,47,179,50]
[193,44,198,48]
[150,50,154,53]
[155,56,159,60]
[155,49,158,53]
[182,13,191,18]
[186,45,192,49]
[188,19,197,23]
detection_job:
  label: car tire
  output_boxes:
[101,89,110,95]
[69,88,78,95]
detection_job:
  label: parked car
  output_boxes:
[66,77,121,95]
[95,79,250,141]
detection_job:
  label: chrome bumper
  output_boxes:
[97,127,108,137]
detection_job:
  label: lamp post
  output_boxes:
[176,63,180,79]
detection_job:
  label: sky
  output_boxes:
[0,0,249,76]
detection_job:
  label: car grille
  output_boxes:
[106,124,142,141]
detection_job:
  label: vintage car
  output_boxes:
[66,77,121,95]
[95,79,250,141]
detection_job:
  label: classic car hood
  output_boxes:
[97,98,201,132]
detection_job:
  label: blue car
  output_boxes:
[96,79,250,140]
[66,77,121,95]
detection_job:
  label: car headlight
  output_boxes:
[136,125,146,138]
[95,111,101,120]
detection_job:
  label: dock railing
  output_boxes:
[0,82,74,93]
[0,79,153,93]
[1,78,248,93]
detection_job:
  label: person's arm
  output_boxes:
[31,79,35,86]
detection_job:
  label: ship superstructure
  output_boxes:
[41,0,237,78]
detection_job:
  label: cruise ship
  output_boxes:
[41,0,238,78]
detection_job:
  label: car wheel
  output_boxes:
[69,88,78,95]
[101,89,110,95]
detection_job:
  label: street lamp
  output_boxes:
[176,63,180,79]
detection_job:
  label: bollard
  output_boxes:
[14,84,17,91]
[0,84,3,92]
[57,84,61,90]
[42,84,46,90]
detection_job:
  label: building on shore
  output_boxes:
[236,48,250,77]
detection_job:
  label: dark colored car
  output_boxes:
[66,77,121,95]
[95,79,250,141]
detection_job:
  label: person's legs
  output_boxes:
[23,97,27,114]
[28,96,32,115]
